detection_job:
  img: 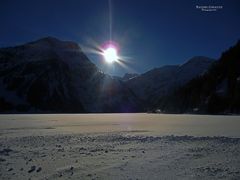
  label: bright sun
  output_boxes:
[103,47,118,63]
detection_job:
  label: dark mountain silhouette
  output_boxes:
[154,40,240,114]
[0,37,141,113]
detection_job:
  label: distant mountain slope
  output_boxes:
[125,56,214,107]
[0,37,141,113]
[122,73,139,81]
[155,40,240,114]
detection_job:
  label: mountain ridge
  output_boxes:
[1,36,237,114]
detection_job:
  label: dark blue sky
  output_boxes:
[0,0,240,76]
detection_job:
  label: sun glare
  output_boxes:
[103,47,118,63]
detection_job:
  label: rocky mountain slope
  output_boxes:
[0,37,141,113]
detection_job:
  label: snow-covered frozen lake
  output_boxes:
[1,114,240,179]
[0,113,240,137]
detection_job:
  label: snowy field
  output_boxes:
[0,113,240,179]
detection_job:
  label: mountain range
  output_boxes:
[0,37,239,114]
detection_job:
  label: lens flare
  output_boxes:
[103,46,118,63]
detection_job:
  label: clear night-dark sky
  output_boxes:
[0,0,240,76]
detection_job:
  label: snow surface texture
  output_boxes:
[1,133,240,180]
[0,114,240,179]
